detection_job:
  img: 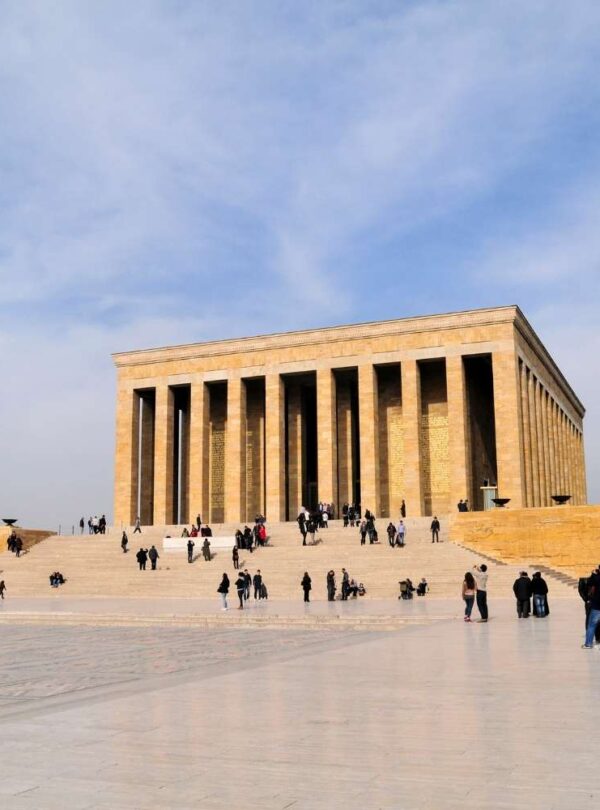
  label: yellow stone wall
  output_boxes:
[420,361,450,515]
[377,365,404,518]
[450,506,600,576]
[0,527,55,554]
[208,386,226,523]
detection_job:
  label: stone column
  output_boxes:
[358,364,379,515]
[562,415,571,499]
[336,378,353,507]
[286,382,303,517]
[528,373,540,506]
[188,380,209,525]
[114,385,139,527]
[557,410,566,494]
[401,359,423,516]
[153,385,175,525]
[535,381,547,506]
[446,355,470,508]
[547,396,557,501]
[317,368,338,507]
[492,350,525,508]
[580,431,588,504]
[225,377,246,522]
[265,373,286,522]
[520,363,533,507]
[540,387,551,506]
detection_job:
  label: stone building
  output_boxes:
[112,306,586,526]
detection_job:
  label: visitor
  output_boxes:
[431,516,440,543]
[342,503,349,527]
[366,514,376,544]
[136,548,148,571]
[235,573,246,609]
[217,573,230,610]
[6,531,16,553]
[201,524,213,538]
[15,536,23,557]
[253,570,263,599]
[359,520,367,546]
[358,582,366,596]
[133,516,142,534]
[148,545,159,570]
[121,531,128,553]
[260,580,268,599]
[79,517,84,534]
[99,515,107,534]
[473,564,488,622]
[258,523,267,546]
[88,517,93,534]
[190,526,198,538]
[196,514,202,530]
[92,516,99,534]
[341,568,350,600]
[462,571,476,622]
[396,520,406,547]
[326,570,336,601]
[400,499,406,518]
[578,571,600,644]
[416,578,428,596]
[232,546,239,569]
[306,517,317,545]
[0,580,6,600]
[49,572,66,587]
[235,529,244,549]
[187,538,195,563]
[322,510,329,529]
[386,522,396,547]
[582,566,600,648]
[182,527,189,538]
[202,538,211,561]
[347,578,359,598]
[301,572,312,603]
[513,571,532,618]
[531,571,549,617]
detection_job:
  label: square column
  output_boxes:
[153,385,175,525]
[492,350,525,507]
[317,368,337,507]
[114,386,139,527]
[358,364,379,515]
[188,380,209,523]
[225,377,246,522]
[528,372,540,505]
[446,355,471,507]
[520,363,533,507]
[401,359,423,517]
[265,373,286,521]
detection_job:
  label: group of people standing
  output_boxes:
[217,569,268,609]
[234,523,267,551]
[80,516,107,534]
[325,568,365,601]
[5,531,23,557]
[461,564,490,622]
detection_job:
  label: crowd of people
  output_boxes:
[80,516,107,534]
[217,569,268,609]
[6,530,23,557]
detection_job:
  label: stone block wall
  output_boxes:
[450,506,600,576]
[209,385,226,523]
[245,381,265,519]
[377,365,404,518]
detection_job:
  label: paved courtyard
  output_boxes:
[0,597,596,809]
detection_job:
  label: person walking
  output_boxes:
[396,521,406,547]
[386,522,396,547]
[578,571,600,644]
[359,520,367,546]
[196,514,202,530]
[301,572,312,603]
[0,580,6,600]
[235,573,246,609]
[430,516,440,543]
[136,548,148,571]
[217,573,230,610]
[307,518,317,545]
[326,570,336,601]
[15,536,22,557]
[148,545,159,570]
[341,568,350,601]
[243,569,252,601]
[400,500,406,518]
[253,570,263,599]
[202,538,211,561]
[232,546,239,569]
[582,567,600,648]
[473,564,488,622]
[513,572,532,618]
[462,571,476,622]
[187,538,195,563]
[297,511,308,545]
[133,516,142,534]
[531,572,549,617]
[79,517,84,535]
[121,531,128,553]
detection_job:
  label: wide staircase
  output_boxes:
[0,518,577,600]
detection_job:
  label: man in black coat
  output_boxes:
[136,548,148,571]
[579,570,600,643]
[431,516,441,543]
[253,570,263,599]
[187,538,195,563]
[513,572,532,617]
[148,545,159,570]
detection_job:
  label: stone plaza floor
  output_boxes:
[0,596,596,809]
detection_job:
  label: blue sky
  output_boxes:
[1,1,599,528]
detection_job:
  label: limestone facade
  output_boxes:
[112,306,586,525]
